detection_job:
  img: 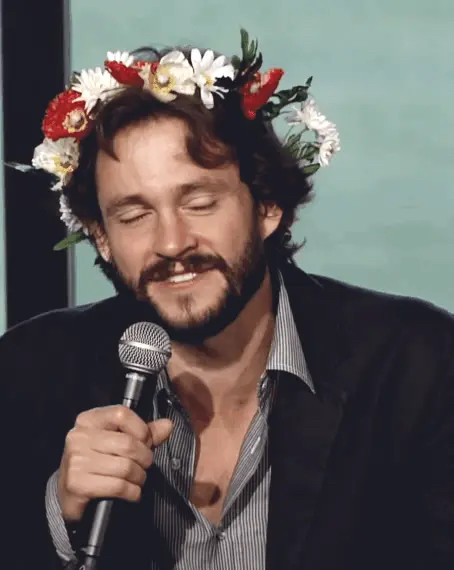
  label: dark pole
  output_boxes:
[1,0,74,328]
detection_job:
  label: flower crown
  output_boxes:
[9,30,340,250]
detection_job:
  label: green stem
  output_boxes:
[283,125,294,144]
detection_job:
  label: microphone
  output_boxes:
[81,322,171,570]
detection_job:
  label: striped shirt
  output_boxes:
[46,272,314,569]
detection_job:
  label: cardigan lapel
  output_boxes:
[266,263,355,570]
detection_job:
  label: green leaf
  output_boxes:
[231,55,241,70]
[284,133,301,155]
[303,163,321,176]
[262,104,281,121]
[262,83,311,121]
[248,38,258,61]
[286,133,301,145]
[53,231,86,251]
[68,71,81,88]
[296,144,310,160]
[240,29,249,59]
[246,52,262,76]
[275,85,310,103]
[239,28,260,69]
[300,144,318,160]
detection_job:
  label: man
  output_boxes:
[1,33,453,570]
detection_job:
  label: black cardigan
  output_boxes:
[1,263,454,570]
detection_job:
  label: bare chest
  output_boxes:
[189,410,257,524]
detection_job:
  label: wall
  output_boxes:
[50,1,454,312]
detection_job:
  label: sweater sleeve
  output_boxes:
[0,314,80,569]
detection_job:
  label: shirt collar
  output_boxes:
[265,271,315,394]
[158,270,315,396]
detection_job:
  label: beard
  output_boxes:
[110,220,268,344]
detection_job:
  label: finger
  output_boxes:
[66,472,142,503]
[148,419,173,447]
[89,430,154,470]
[72,452,148,487]
[75,405,150,443]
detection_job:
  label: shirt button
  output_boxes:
[170,457,181,470]
[216,530,226,541]
[250,435,261,454]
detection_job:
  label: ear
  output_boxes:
[89,222,112,263]
[258,201,283,240]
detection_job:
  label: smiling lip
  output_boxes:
[154,270,210,288]
[167,272,198,284]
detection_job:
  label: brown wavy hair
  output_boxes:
[63,50,314,283]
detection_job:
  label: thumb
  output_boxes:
[147,418,173,447]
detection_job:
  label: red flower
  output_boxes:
[240,68,284,120]
[104,60,147,87]
[42,90,92,140]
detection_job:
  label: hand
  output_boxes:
[57,405,173,522]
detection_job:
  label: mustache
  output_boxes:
[137,254,230,288]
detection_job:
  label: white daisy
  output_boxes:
[72,67,121,114]
[59,194,84,233]
[285,98,335,137]
[190,49,235,109]
[32,137,79,189]
[318,129,341,167]
[106,50,135,67]
[140,51,195,102]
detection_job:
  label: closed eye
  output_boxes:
[119,213,149,225]
[186,201,217,212]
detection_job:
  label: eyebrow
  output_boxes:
[105,178,228,217]
[178,177,229,194]
[105,194,149,218]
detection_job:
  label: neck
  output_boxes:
[167,269,276,418]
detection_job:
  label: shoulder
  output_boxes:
[308,272,454,382]
[0,296,127,377]
[285,262,453,325]
[0,296,126,413]
[291,269,454,437]
[0,295,122,349]
[283,262,454,360]
[313,271,453,334]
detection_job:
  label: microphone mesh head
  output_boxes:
[118,322,171,374]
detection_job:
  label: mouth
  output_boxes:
[154,270,211,288]
[167,272,198,284]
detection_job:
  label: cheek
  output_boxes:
[209,217,255,262]
[107,231,151,279]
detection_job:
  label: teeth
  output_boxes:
[167,272,197,283]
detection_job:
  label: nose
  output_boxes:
[153,210,197,259]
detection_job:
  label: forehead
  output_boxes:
[97,117,191,173]
[95,117,241,200]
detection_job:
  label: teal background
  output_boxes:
[1,1,453,333]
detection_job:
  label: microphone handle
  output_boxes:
[81,370,156,570]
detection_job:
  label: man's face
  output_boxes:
[94,117,281,342]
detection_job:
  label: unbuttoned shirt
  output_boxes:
[46,273,314,569]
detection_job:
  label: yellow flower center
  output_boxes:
[151,65,175,94]
[203,73,215,87]
[63,109,88,133]
[52,156,75,177]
